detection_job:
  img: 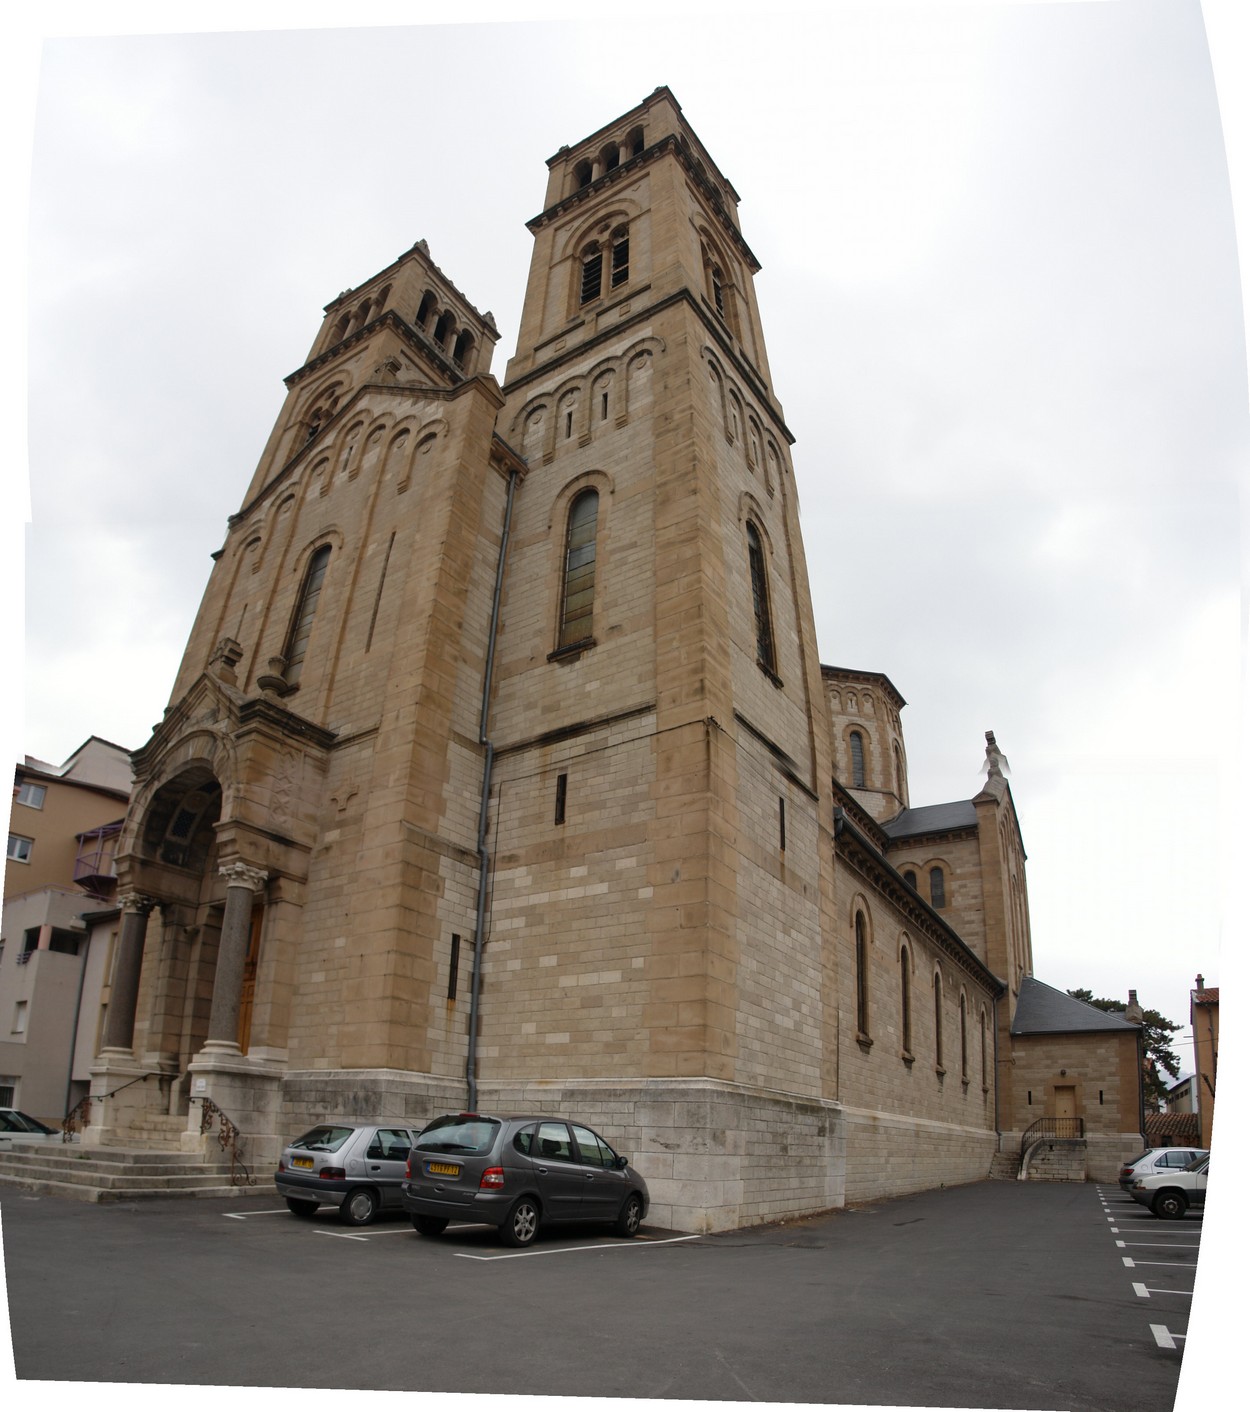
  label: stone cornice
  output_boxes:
[236,696,338,754]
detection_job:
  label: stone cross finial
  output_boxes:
[983,730,1010,778]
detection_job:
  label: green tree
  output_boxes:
[1067,989,1182,1106]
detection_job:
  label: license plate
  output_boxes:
[291,1156,314,1169]
[427,1161,460,1177]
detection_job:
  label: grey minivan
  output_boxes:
[274,1121,417,1225]
[401,1112,649,1246]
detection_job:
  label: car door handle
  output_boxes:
[369,1164,381,1171]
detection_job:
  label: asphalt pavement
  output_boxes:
[1,1177,1204,1410]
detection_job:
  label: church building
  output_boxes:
[82,89,1142,1229]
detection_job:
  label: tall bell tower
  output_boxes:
[479,89,843,1226]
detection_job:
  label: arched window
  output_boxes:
[284,545,331,686]
[903,869,917,890]
[416,291,437,329]
[580,244,604,305]
[894,742,905,798]
[558,490,599,649]
[849,731,866,788]
[627,126,644,157]
[573,158,593,190]
[960,993,968,1081]
[979,1009,987,1088]
[601,142,620,173]
[929,867,946,909]
[452,329,474,369]
[746,523,775,675]
[933,973,944,1069]
[433,311,455,348]
[855,911,870,1040]
[900,945,912,1056]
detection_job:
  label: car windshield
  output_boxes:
[1,1111,54,1134]
[415,1115,500,1154]
[289,1125,354,1153]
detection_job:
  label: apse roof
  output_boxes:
[881,801,978,839]
[1011,977,1141,1035]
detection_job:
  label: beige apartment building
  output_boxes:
[79,90,1142,1225]
[2,739,131,1119]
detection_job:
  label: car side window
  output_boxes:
[367,1128,411,1161]
[571,1124,614,1169]
[513,1126,536,1156]
[535,1121,575,1163]
[1162,1151,1188,1168]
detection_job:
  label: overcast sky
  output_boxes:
[2,4,1247,1402]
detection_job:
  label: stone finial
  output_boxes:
[208,636,244,685]
[983,730,1010,778]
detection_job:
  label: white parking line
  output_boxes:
[1132,1282,1192,1299]
[223,1209,290,1219]
[1122,1258,1198,1269]
[455,1233,704,1261]
[1115,1239,1200,1249]
[314,1229,368,1241]
[1150,1324,1185,1350]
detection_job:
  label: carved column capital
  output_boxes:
[117,891,157,916]
[218,861,269,892]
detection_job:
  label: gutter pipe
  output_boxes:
[466,460,520,1111]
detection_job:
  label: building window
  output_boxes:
[900,945,912,1056]
[855,912,869,1040]
[778,798,786,852]
[929,867,946,909]
[580,245,604,305]
[555,773,568,826]
[558,490,599,649]
[16,782,46,809]
[903,869,917,890]
[283,545,331,686]
[6,835,32,865]
[746,523,776,675]
[959,993,968,1081]
[849,731,866,788]
[980,1010,988,1088]
[893,742,905,798]
[933,973,944,1070]
[448,934,460,1002]
[0,1077,15,1107]
[610,228,629,289]
[12,1001,28,1035]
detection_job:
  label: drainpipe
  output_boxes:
[466,461,520,1111]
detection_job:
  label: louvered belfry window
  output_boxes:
[559,490,599,648]
[580,247,603,305]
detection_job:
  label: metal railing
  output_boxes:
[194,1096,255,1187]
[61,1071,159,1142]
[1019,1115,1085,1156]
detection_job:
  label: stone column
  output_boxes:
[99,892,156,1056]
[203,862,268,1053]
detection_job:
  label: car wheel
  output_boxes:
[1152,1190,1188,1220]
[412,1215,448,1237]
[285,1198,319,1219]
[615,1193,643,1238]
[500,1196,540,1247]
[339,1187,380,1226]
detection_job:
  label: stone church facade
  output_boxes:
[85,89,1139,1228]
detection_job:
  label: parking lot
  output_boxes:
[1,1178,1206,1409]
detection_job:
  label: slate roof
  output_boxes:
[1011,977,1141,1035]
[881,801,978,839]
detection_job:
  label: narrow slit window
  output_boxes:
[558,490,599,649]
[746,523,775,674]
[778,798,786,852]
[929,867,946,909]
[284,545,331,685]
[555,772,568,826]
[855,912,869,1038]
[900,946,912,1053]
[448,934,460,1001]
[934,974,944,1068]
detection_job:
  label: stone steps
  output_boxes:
[0,1142,258,1203]
[987,1151,1020,1180]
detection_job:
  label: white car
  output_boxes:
[0,1109,63,1144]
[1130,1154,1208,1219]
[1117,1145,1206,1190]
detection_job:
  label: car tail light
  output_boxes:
[319,1167,346,1180]
[406,1157,412,1178]
[277,1159,286,1172]
[479,1166,505,1190]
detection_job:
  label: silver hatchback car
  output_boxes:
[274,1121,417,1225]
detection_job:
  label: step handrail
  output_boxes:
[193,1096,255,1187]
[1019,1115,1085,1156]
[61,1071,160,1143]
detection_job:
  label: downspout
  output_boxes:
[466,461,520,1111]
